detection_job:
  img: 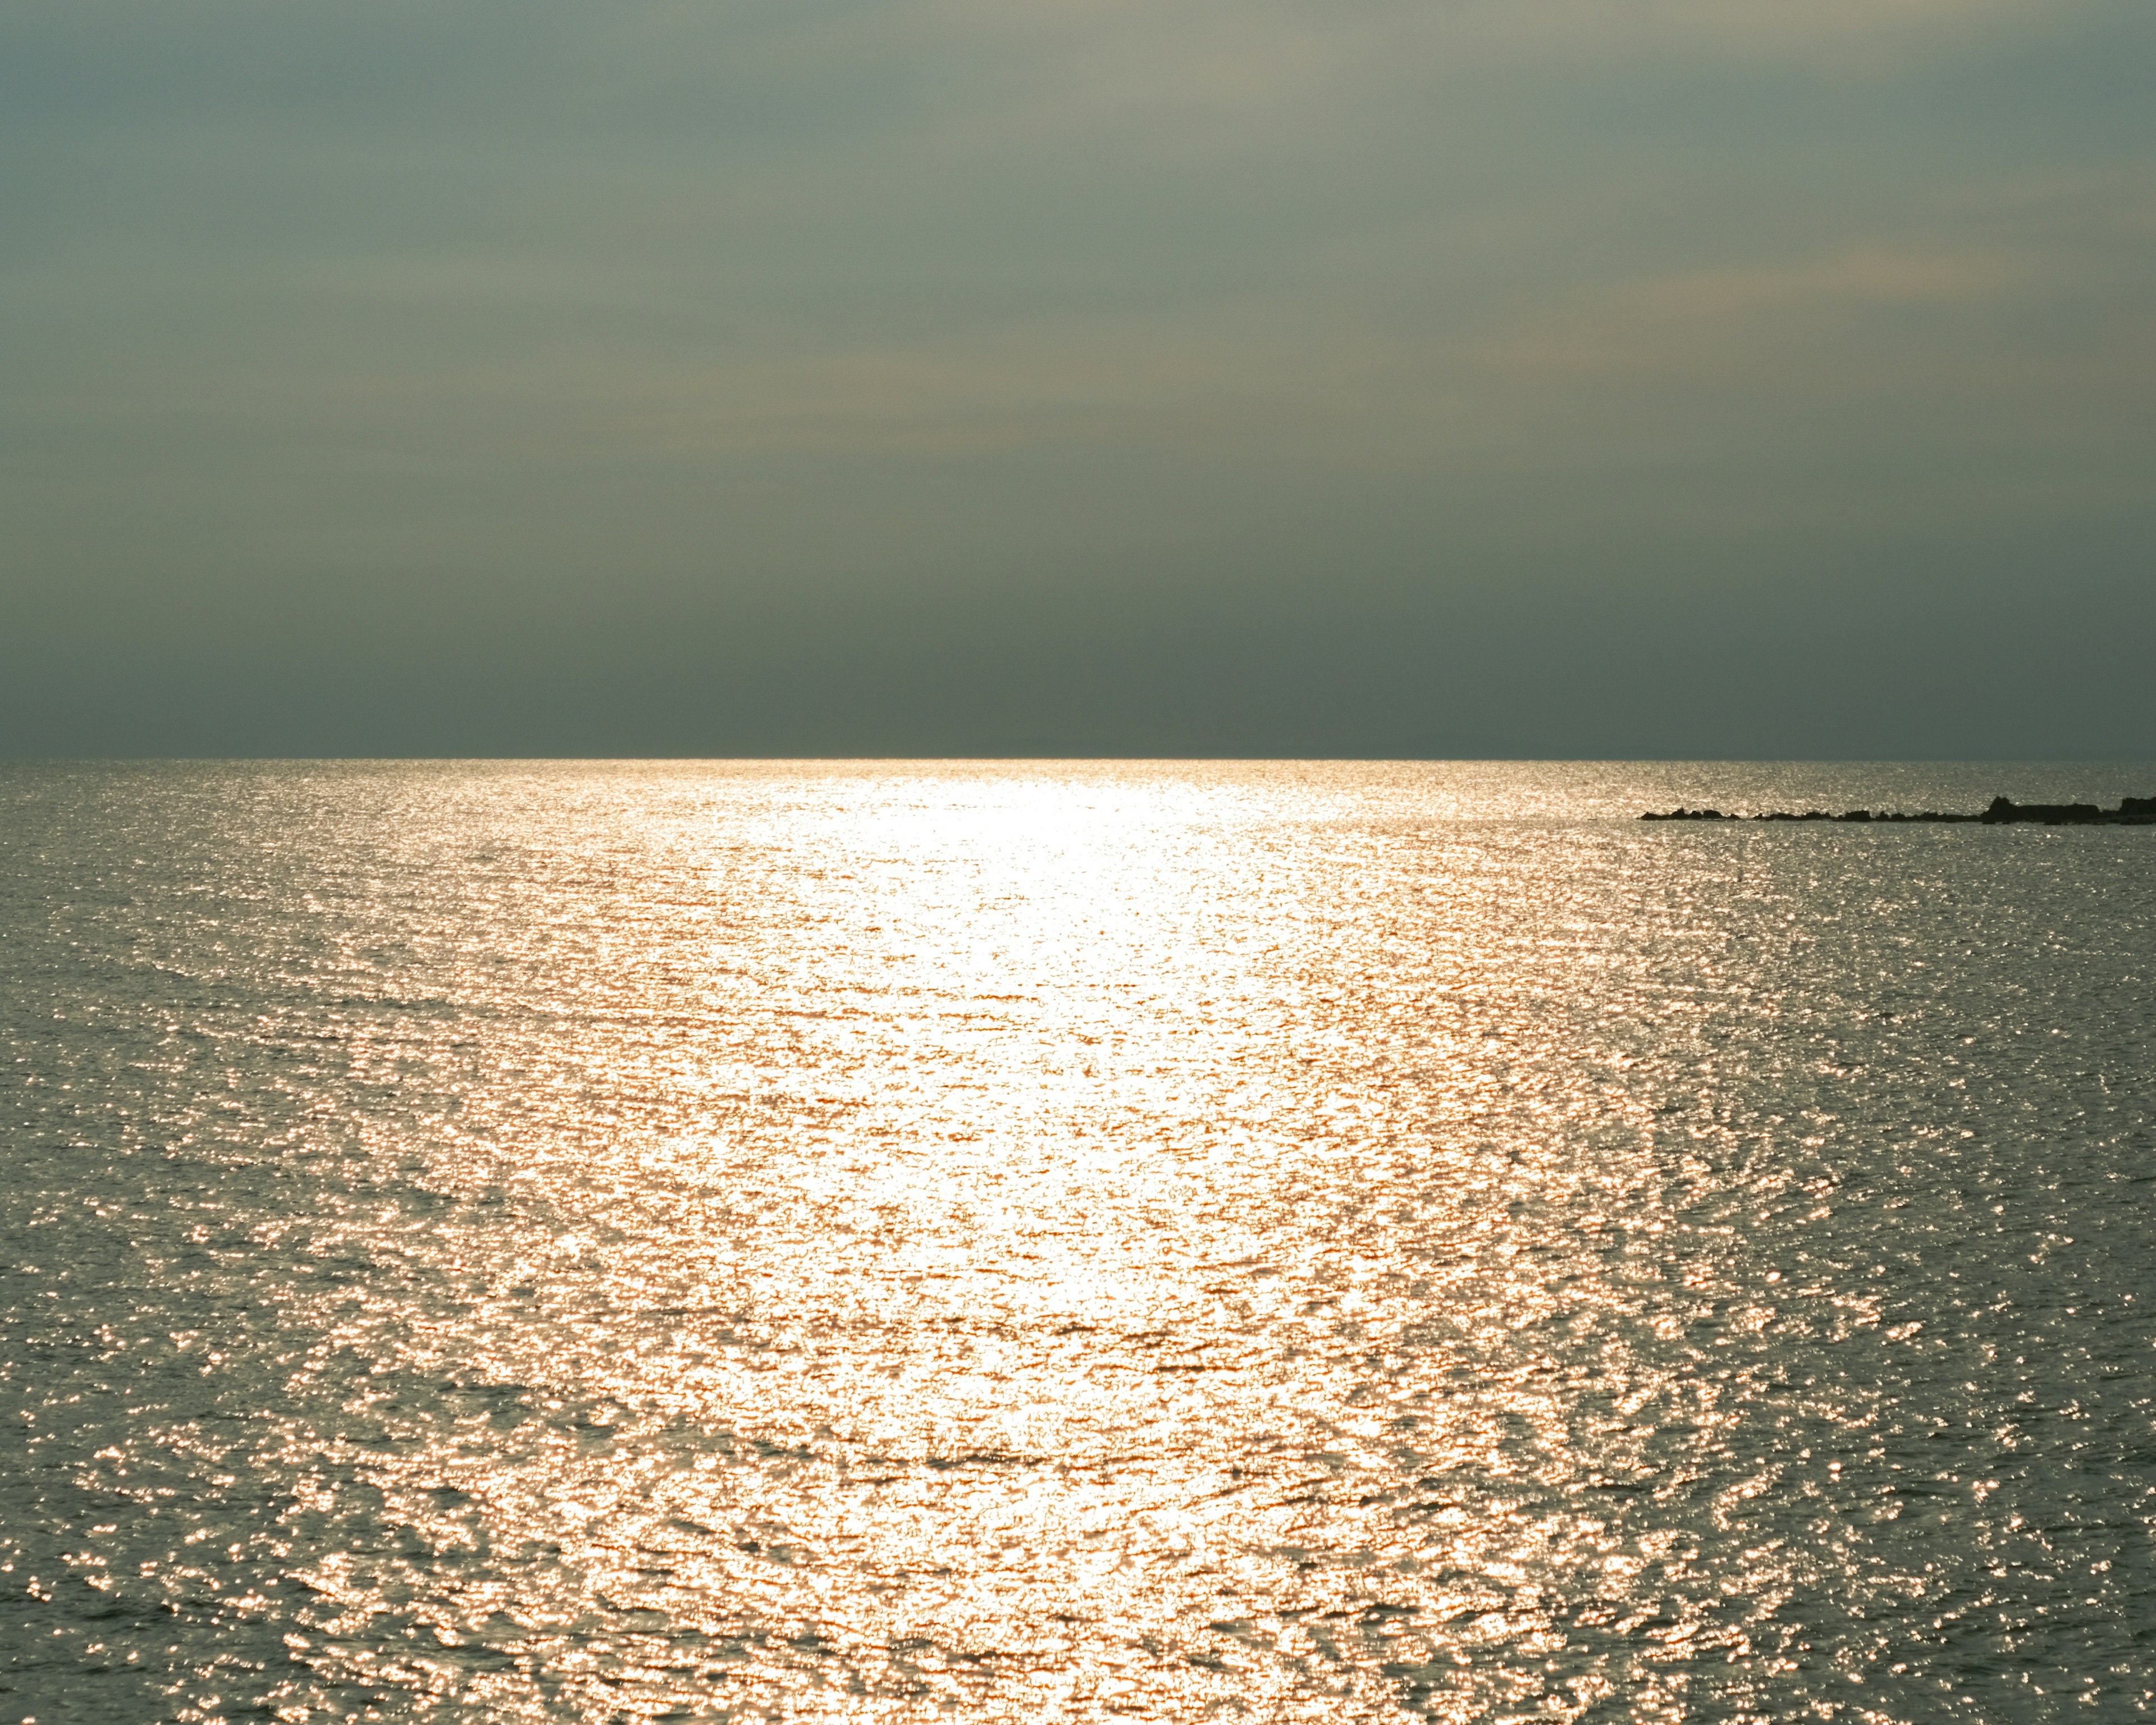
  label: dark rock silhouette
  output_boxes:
[1984,795,2096,823]
[1641,795,2156,825]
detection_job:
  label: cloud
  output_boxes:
[3,0,2153,754]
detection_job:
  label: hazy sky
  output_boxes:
[5,0,2152,757]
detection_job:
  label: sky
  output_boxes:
[3,0,2152,758]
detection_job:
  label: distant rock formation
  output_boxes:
[1640,795,2156,825]
[1979,794,2156,824]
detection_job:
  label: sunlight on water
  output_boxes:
[3,762,2153,1722]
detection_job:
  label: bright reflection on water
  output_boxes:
[3,761,2154,1722]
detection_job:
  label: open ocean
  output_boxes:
[3,759,2153,1724]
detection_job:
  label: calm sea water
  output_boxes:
[3,761,2154,1724]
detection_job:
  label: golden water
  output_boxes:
[4,762,2153,1721]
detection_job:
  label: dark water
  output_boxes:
[3,761,2153,1723]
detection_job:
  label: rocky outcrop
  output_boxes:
[1979,795,2156,824]
[1639,795,2156,825]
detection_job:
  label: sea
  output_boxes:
[3,760,2153,1724]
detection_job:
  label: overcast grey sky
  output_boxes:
[4,0,2151,757]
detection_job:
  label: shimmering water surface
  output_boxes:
[4,761,2154,1723]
